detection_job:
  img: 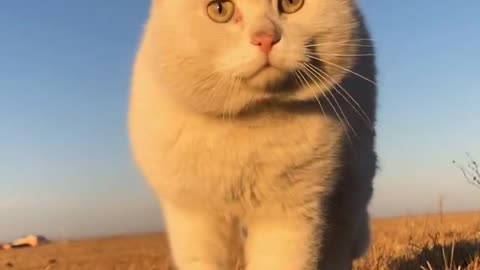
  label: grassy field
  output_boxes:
[1,212,479,270]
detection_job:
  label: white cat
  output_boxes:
[128,0,378,269]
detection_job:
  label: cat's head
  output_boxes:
[141,0,370,115]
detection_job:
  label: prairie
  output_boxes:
[1,212,479,270]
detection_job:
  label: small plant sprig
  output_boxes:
[453,152,480,189]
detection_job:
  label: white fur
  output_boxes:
[129,0,378,269]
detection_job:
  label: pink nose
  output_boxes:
[250,32,281,54]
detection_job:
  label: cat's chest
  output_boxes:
[131,107,341,204]
[168,119,315,177]
[177,116,330,170]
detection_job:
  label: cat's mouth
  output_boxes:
[244,63,277,80]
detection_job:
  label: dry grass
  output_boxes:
[354,212,480,270]
[1,212,479,270]
[0,234,174,270]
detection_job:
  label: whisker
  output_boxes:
[207,73,227,106]
[304,39,374,47]
[305,43,374,48]
[222,72,236,121]
[230,76,241,119]
[193,58,249,99]
[305,63,373,129]
[313,38,374,42]
[303,63,357,138]
[296,67,327,117]
[215,57,258,79]
[292,71,302,88]
[193,73,218,90]
[311,53,375,57]
[305,53,377,86]
[300,64,353,146]
[293,71,306,92]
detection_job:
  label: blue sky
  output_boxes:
[1,1,479,241]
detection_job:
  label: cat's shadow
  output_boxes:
[389,239,480,270]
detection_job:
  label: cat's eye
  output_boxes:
[279,0,305,14]
[207,0,235,23]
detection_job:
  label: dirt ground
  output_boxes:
[1,212,479,270]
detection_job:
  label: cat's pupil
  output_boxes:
[216,2,223,14]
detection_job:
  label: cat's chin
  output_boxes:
[243,65,286,90]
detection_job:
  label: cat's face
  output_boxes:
[144,0,364,115]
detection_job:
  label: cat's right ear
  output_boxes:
[151,0,161,11]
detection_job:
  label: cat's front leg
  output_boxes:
[245,204,323,270]
[162,201,238,270]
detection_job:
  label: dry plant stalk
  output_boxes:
[453,153,480,189]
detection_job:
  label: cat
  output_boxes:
[128,0,378,269]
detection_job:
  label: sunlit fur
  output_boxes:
[129,0,378,269]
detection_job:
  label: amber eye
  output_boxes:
[207,0,235,23]
[279,0,305,14]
